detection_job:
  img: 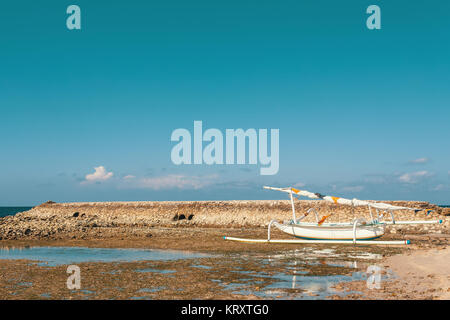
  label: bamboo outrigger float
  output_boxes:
[224,186,443,245]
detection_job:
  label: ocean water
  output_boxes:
[0,207,32,218]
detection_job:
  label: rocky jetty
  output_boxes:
[0,200,448,240]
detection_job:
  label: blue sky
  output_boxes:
[0,1,449,205]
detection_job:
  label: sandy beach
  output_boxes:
[332,245,450,299]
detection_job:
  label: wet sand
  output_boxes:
[0,226,446,300]
[0,227,403,300]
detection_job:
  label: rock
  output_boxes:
[24,228,31,235]
[0,199,447,240]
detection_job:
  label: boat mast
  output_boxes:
[289,188,297,222]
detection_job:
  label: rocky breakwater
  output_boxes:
[0,200,448,241]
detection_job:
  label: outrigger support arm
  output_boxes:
[307,208,320,224]
[389,210,396,224]
[352,218,367,244]
[267,219,278,241]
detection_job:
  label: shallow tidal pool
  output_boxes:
[0,246,209,266]
[0,245,398,299]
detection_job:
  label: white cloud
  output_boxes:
[408,157,429,164]
[398,171,431,184]
[123,175,136,180]
[432,184,446,191]
[136,174,218,190]
[362,174,387,184]
[83,166,114,184]
[341,185,364,193]
[293,182,306,188]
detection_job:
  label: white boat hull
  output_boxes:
[273,221,385,240]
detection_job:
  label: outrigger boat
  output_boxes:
[224,186,443,245]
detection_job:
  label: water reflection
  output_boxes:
[218,248,394,299]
